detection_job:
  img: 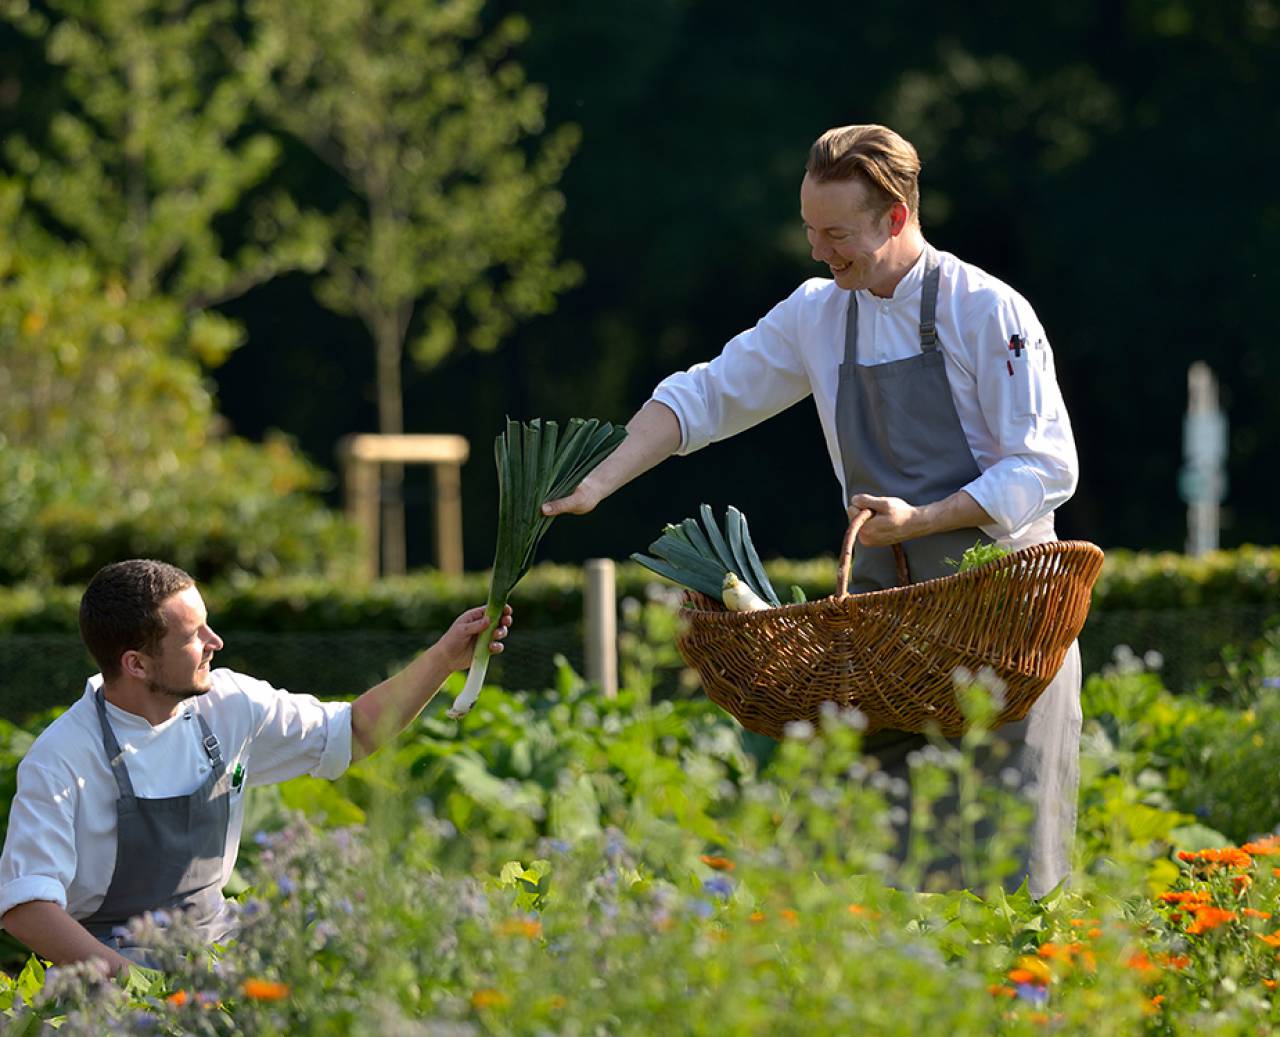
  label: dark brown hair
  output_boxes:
[805,124,921,220]
[79,560,194,679]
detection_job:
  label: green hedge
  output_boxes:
[1,548,1275,722]
[2,547,1277,634]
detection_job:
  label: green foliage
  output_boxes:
[1,545,1277,632]
[0,233,357,585]
[1,0,327,307]
[950,540,1012,573]
[6,652,1280,1031]
[249,0,580,368]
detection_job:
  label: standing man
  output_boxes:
[544,124,1081,897]
[0,559,511,972]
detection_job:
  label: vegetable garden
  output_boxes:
[2,594,1279,1035]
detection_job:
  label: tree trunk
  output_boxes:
[375,316,407,576]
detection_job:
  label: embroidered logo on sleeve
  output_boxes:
[1006,333,1026,376]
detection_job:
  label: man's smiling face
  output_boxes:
[800,173,896,291]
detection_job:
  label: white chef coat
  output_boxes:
[0,668,352,923]
[651,246,1078,543]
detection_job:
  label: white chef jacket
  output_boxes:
[651,246,1078,542]
[0,668,352,923]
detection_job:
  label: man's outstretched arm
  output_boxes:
[541,400,682,517]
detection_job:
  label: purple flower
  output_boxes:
[1014,983,1049,1006]
[702,876,733,899]
[1262,677,1280,689]
[687,898,715,918]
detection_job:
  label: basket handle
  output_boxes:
[836,508,910,599]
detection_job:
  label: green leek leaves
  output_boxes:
[631,504,780,607]
[448,417,627,719]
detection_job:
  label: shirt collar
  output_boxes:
[857,242,930,305]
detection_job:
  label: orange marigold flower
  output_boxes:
[1144,994,1166,1015]
[1274,867,1280,879]
[1242,836,1280,856]
[1259,931,1280,948]
[1157,953,1191,969]
[779,909,799,927]
[1125,951,1155,973]
[700,855,735,871]
[1233,874,1253,895]
[1263,980,1277,991]
[1244,909,1274,920]
[1009,956,1052,985]
[471,989,509,1009]
[988,984,1017,999]
[1029,1012,1050,1025]
[1158,890,1211,906]
[749,911,766,924]
[166,990,188,1007]
[1087,927,1103,939]
[1177,844,1249,870]
[498,918,543,939]
[242,979,290,1002]
[1037,942,1066,960]
[1187,907,1237,934]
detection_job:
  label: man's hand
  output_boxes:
[848,495,921,546]
[848,490,995,546]
[541,473,604,517]
[433,605,513,672]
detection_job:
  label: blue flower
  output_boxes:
[702,876,733,899]
[1014,983,1049,1006]
[687,898,715,918]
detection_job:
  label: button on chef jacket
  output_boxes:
[651,247,1078,543]
[0,668,352,923]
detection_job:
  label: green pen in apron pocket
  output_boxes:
[231,763,246,791]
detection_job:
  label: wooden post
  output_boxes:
[337,434,470,579]
[434,462,464,577]
[584,558,618,698]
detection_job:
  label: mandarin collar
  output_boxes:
[858,243,930,305]
[84,676,191,732]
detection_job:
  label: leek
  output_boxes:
[447,417,627,719]
[631,504,780,607]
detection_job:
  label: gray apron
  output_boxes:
[835,245,1081,897]
[81,690,234,956]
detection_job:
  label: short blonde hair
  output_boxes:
[805,124,921,219]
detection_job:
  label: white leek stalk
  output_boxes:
[721,572,770,612]
[447,417,626,720]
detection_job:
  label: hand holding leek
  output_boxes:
[447,417,628,720]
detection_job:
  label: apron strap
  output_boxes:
[93,689,137,800]
[842,244,943,364]
[919,246,941,352]
[192,711,225,772]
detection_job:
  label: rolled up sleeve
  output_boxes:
[0,762,77,921]
[651,290,812,455]
[234,675,353,785]
[961,296,1078,538]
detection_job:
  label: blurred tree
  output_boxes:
[0,181,356,585]
[0,0,327,344]
[248,0,580,574]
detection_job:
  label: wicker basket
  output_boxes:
[675,510,1104,740]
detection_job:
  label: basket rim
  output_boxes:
[678,538,1105,622]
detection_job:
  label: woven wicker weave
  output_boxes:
[675,511,1104,740]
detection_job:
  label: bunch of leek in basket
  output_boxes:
[631,504,784,611]
[447,416,627,719]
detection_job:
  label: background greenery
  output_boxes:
[3,0,1274,579]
